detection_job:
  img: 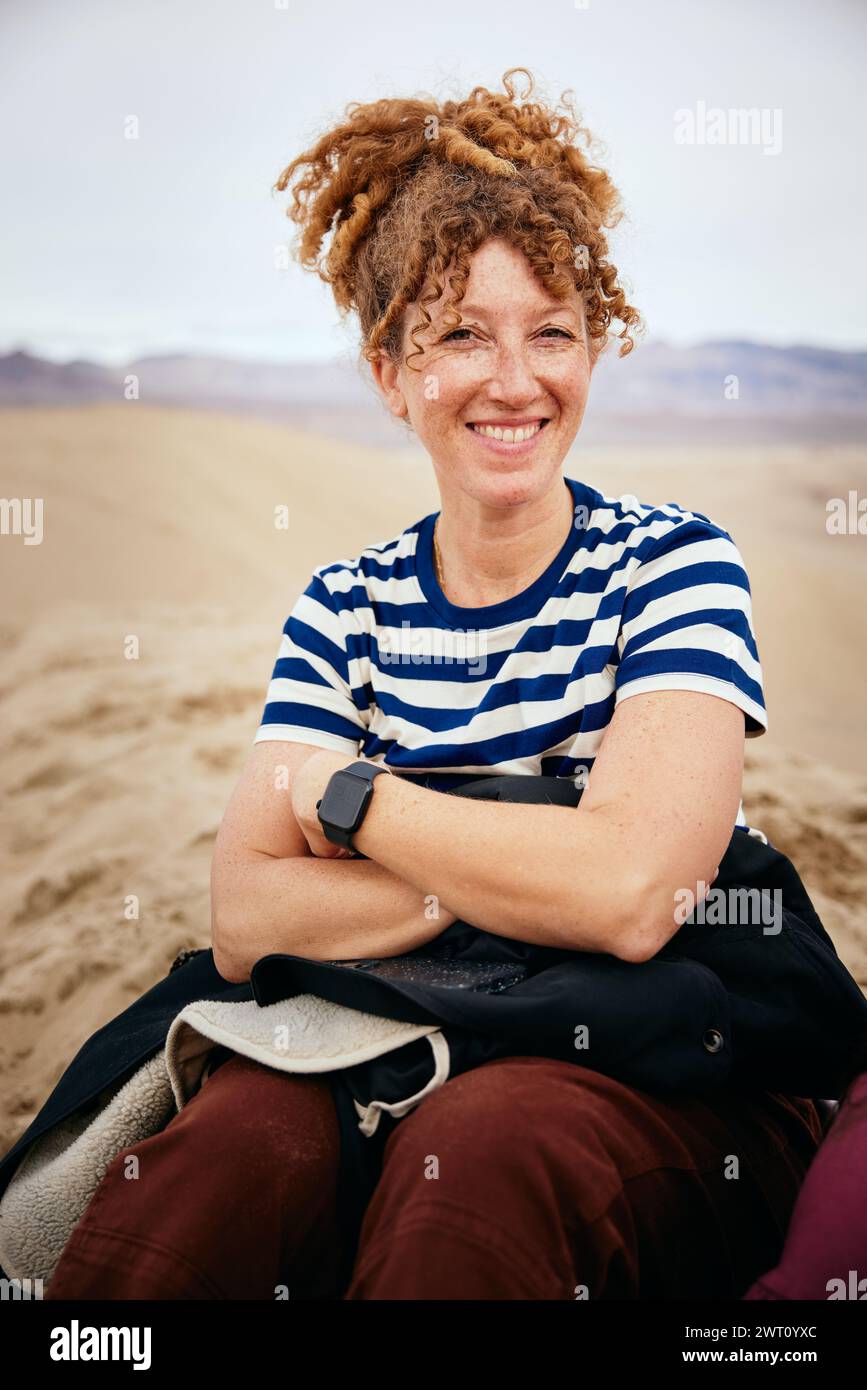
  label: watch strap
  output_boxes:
[343,760,390,788]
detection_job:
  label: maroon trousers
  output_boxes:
[46,1053,822,1301]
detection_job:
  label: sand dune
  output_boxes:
[1,405,865,1153]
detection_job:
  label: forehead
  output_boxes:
[427,238,580,317]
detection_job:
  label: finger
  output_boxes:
[311,839,352,859]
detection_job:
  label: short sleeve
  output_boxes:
[254,569,369,753]
[614,518,768,736]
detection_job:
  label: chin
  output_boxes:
[457,457,565,508]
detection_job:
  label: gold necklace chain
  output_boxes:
[433,518,444,586]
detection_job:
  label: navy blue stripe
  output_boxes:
[276,614,351,686]
[370,647,615,732]
[361,700,616,769]
[259,702,366,742]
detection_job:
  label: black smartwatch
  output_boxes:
[316,760,390,852]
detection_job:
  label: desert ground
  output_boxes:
[1,403,866,1153]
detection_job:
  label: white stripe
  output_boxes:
[253,724,362,752]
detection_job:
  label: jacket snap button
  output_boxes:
[703,1028,724,1054]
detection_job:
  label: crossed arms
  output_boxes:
[210,689,744,983]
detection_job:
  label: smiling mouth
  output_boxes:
[467,418,550,443]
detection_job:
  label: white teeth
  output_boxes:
[472,422,542,442]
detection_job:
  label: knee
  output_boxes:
[383,1057,617,1192]
[164,1055,340,1182]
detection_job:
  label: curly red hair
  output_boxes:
[273,68,643,370]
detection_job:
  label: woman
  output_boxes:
[46,68,827,1301]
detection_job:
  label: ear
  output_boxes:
[370,352,409,420]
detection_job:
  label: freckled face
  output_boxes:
[375,237,595,510]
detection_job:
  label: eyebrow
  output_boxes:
[451,300,579,321]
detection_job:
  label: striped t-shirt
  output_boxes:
[255,475,767,841]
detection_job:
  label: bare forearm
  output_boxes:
[212,853,455,981]
[348,775,657,955]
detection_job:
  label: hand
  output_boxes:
[291,749,361,859]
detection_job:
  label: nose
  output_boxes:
[485,341,541,406]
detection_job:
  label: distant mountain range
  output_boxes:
[1,341,864,444]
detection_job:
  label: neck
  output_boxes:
[434,476,574,607]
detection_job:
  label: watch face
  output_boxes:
[318,769,371,833]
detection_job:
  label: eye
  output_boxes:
[440,324,574,344]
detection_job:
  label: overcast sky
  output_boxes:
[2,0,865,363]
